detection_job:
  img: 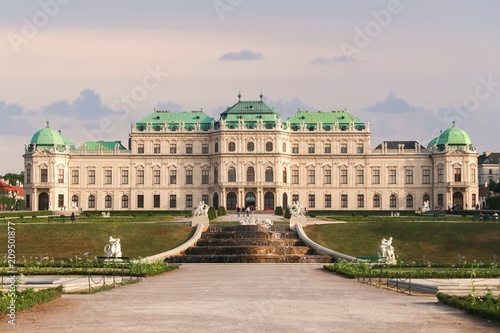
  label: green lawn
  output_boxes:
[304,221,500,264]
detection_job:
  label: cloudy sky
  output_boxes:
[1,0,500,175]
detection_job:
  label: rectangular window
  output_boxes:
[71,170,79,185]
[324,169,331,184]
[437,193,444,207]
[26,169,31,183]
[41,168,48,183]
[202,170,209,184]
[389,170,396,184]
[357,194,364,208]
[308,144,315,154]
[340,169,347,185]
[292,144,299,154]
[186,170,193,184]
[202,144,209,154]
[121,170,129,185]
[170,194,177,208]
[186,194,193,208]
[170,144,177,154]
[340,143,347,154]
[422,169,430,184]
[308,194,315,208]
[324,144,331,154]
[105,170,112,184]
[292,194,299,203]
[308,170,315,184]
[137,194,144,208]
[405,169,413,184]
[202,194,209,205]
[88,195,96,208]
[471,167,476,183]
[170,170,177,184]
[341,194,348,208]
[186,144,193,154]
[154,194,160,208]
[137,170,144,185]
[26,194,31,208]
[58,194,64,208]
[357,143,364,154]
[373,195,380,208]
[472,194,476,206]
[153,170,160,185]
[138,143,144,154]
[292,170,299,184]
[357,169,364,184]
[324,194,332,208]
[437,168,444,183]
[58,169,64,183]
[454,168,461,182]
[154,143,161,154]
[372,169,380,184]
[88,170,95,184]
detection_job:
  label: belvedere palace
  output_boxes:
[23,94,479,212]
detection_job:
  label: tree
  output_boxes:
[1,172,24,186]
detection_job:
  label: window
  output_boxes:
[372,169,380,184]
[282,143,286,152]
[292,170,299,184]
[105,195,112,209]
[324,170,331,184]
[325,194,332,208]
[202,144,209,154]
[88,170,95,184]
[406,194,414,208]
[170,144,177,154]
[186,144,193,154]
[341,194,348,208]
[214,142,219,153]
[357,143,364,153]
[170,195,177,208]
[228,167,236,182]
[292,194,299,203]
[137,170,144,184]
[340,143,347,154]
[247,167,255,182]
[154,194,161,208]
[437,193,444,207]
[170,170,177,184]
[454,168,461,182]
[72,170,79,184]
[472,193,477,206]
[26,194,31,208]
[154,170,161,184]
[265,167,273,182]
[292,144,298,153]
[389,170,396,184]
[340,169,348,185]
[308,194,315,208]
[283,168,287,183]
[471,167,476,182]
[121,170,129,185]
[58,194,64,208]
[437,168,444,183]
[105,170,112,184]
[423,194,430,207]
[154,143,161,154]
[41,168,48,183]
[390,194,397,208]
[357,169,364,184]
[406,169,413,184]
[26,169,31,183]
[357,194,364,208]
[88,195,95,208]
[137,194,144,208]
[373,194,380,208]
[121,195,129,208]
[266,142,273,152]
[202,170,209,184]
[308,169,315,184]
[228,142,235,152]
[324,144,331,153]
[58,169,64,183]
[185,194,193,208]
[214,168,218,184]
[138,143,144,154]
[422,169,430,184]
[247,142,254,152]
[186,170,193,184]
[202,194,209,205]
[308,144,315,154]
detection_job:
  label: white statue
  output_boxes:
[290,200,305,217]
[239,216,273,226]
[104,236,122,258]
[192,200,209,217]
[377,237,396,264]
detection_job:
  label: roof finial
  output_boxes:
[452,120,456,127]
[260,86,263,101]
[238,85,241,101]
[46,119,50,128]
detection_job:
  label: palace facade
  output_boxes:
[23,95,479,212]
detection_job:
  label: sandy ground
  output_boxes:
[1,264,498,333]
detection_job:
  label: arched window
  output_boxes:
[282,143,286,152]
[266,142,273,152]
[88,195,96,209]
[72,195,79,209]
[406,194,414,208]
[105,195,112,209]
[247,167,255,182]
[423,194,430,207]
[228,142,235,152]
[214,167,219,184]
[214,142,219,153]
[265,167,273,182]
[213,193,219,209]
[122,195,129,208]
[373,194,380,208]
[228,167,236,182]
[264,192,275,210]
[357,194,364,208]
[226,192,237,210]
[283,168,287,183]
[247,142,254,152]
[390,194,397,208]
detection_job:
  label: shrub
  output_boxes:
[284,207,291,219]
[217,206,226,216]
[275,206,283,216]
[208,207,217,220]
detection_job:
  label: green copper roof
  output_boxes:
[287,111,365,131]
[136,110,214,131]
[436,121,472,148]
[426,136,439,149]
[76,141,127,151]
[221,99,280,118]
[30,122,66,148]
[59,131,75,150]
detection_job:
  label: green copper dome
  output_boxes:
[59,130,75,149]
[436,121,472,149]
[30,122,66,149]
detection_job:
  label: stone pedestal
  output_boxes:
[191,216,209,227]
[289,216,307,229]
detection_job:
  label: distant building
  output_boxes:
[23,95,479,212]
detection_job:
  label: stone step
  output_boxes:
[184,245,316,256]
[169,254,332,264]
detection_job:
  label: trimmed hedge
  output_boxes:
[208,206,217,220]
[284,207,291,219]
[0,285,63,316]
[437,292,500,322]
[217,206,226,216]
[275,206,283,216]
